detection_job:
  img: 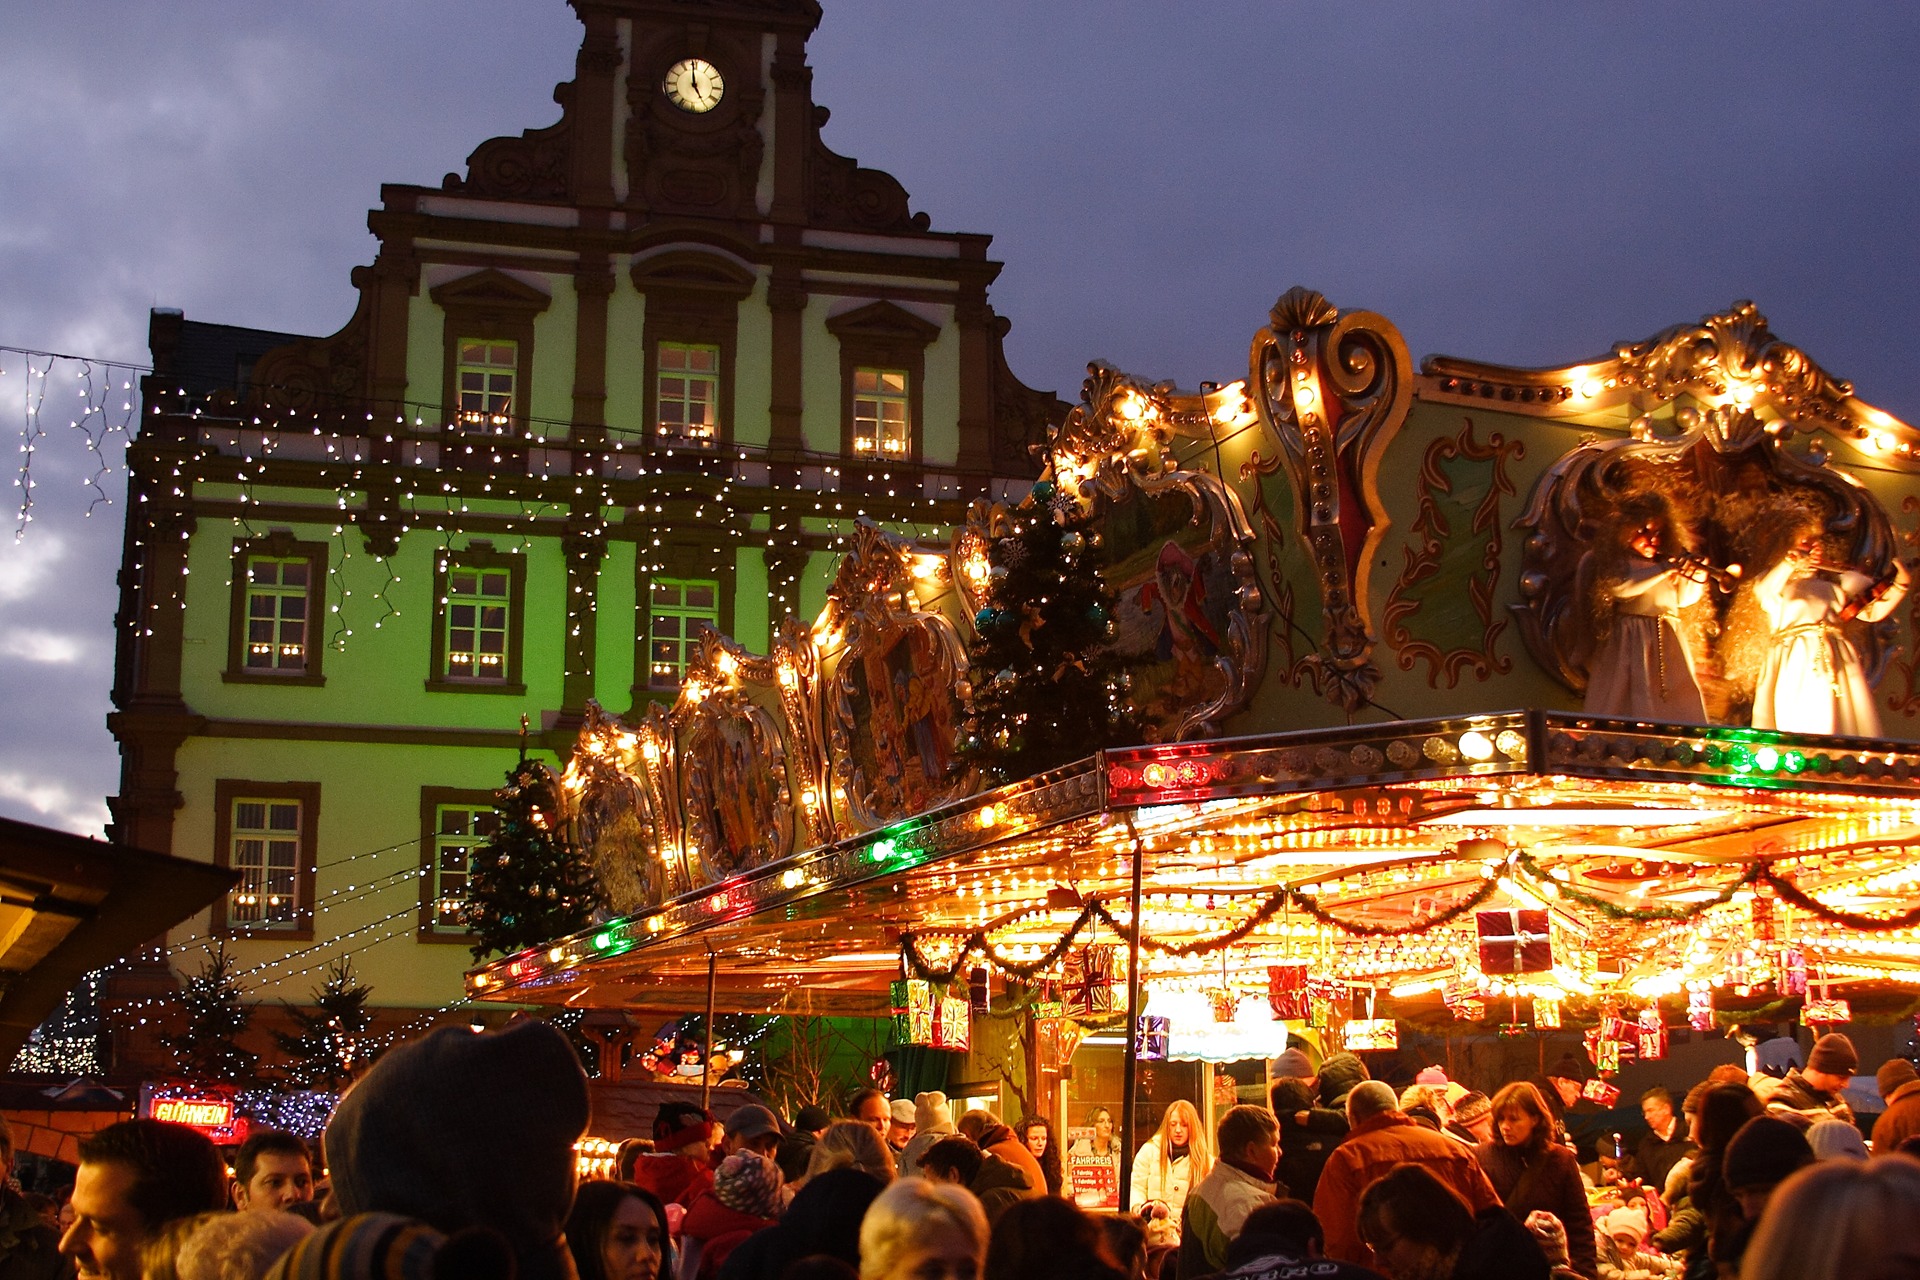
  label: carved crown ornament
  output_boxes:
[1424,300,1912,454]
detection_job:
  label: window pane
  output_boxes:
[648,577,722,690]
[655,343,721,448]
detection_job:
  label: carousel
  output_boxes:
[469,290,1920,1200]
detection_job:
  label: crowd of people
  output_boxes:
[15,1021,1920,1280]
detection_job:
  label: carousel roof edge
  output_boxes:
[466,708,1920,999]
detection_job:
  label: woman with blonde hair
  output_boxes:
[1743,1154,1920,1280]
[857,1176,987,1280]
[1128,1100,1212,1243]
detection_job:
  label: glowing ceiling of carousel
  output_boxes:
[468,713,1920,1016]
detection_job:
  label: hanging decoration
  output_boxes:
[1345,1020,1399,1050]
[1308,976,1345,1031]
[1582,1078,1623,1107]
[1062,944,1118,1018]
[1208,989,1241,1024]
[1135,1015,1170,1061]
[1688,989,1715,1032]
[1267,962,1310,1021]
[1533,997,1562,1029]
[1477,908,1553,974]
[1780,947,1808,996]
[890,979,971,1051]
[1636,1007,1668,1060]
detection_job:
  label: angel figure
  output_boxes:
[1583,509,1710,724]
[1749,531,1910,737]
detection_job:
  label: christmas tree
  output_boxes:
[162,944,257,1083]
[960,478,1142,782]
[465,752,605,960]
[271,959,374,1091]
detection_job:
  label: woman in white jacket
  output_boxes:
[1129,1099,1212,1244]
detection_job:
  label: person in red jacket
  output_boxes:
[955,1109,1045,1202]
[677,1149,785,1279]
[1872,1057,1920,1152]
[1312,1080,1502,1270]
[628,1103,718,1220]
[1472,1082,1598,1278]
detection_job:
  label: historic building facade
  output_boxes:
[106,0,1061,1062]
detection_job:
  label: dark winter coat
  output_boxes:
[1765,1068,1854,1126]
[1632,1125,1695,1191]
[1874,1077,1920,1152]
[0,1194,65,1280]
[1473,1140,1598,1278]
[968,1151,1033,1225]
[1452,1207,1553,1280]
[1274,1101,1348,1204]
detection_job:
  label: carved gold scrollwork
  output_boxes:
[1245,287,1414,710]
[679,682,794,883]
[1425,301,1884,444]
[569,702,688,914]
[823,522,974,828]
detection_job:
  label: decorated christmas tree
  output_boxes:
[271,959,374,1090]
[465,751,605,960]
[960,479,1142,781]
[162,944,257,1083]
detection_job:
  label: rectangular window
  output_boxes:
[655,343,720,449]
[456,339,517,428]
[228,797,303,929]
[852,367,911,457]
[648,578,720,689]
[428,804,496,935]
[444,565,512,681]
[241,556,311,673]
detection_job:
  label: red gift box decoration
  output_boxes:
[891,979,972,1051]
[1268,963,1309,1021]
[1476,909,1553,975]
[1307,977,1345,1030]
[1688,989,1714,1032]
[1636,1007,1667,1061]
[1781,947,1807,996]
[1582,1078,1622,1106]
[1804,997,1851,1026]
[1063,944,1117,1018]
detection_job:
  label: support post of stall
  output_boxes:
[1119,811,1146,1212]
[700,950,718,1115]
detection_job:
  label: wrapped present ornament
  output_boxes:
[1443,975,1485,1021]
[1209,989,1242,1024]
[969,966,990,1013]
[1477,909,1553,975]
[1268,962,1310,1021]
[1135,1015,1169,1061]
[1498,1022,1530,1039]
[890,979,972,1050]
[1582,1078,1623,1106]
[1636,1007,1667,1061]
[1036,1017,1085,1068]
[1584,1027,1623,1076]
[1344,1019,1398,1051]
[1062,944,1117,1018]
[1533,998,1562,1029]
[1306,977,1345,1030]
[1804,997,1851,1026]
[1752,894,1777,943]
[1688,989,1714,1032]
[1780,946,1807,996]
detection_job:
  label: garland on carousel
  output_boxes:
[900,851,1920,985]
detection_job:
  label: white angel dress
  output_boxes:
[1583,561,1708,723]
[1751,558,1908,737]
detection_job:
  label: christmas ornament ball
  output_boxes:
[1030,479,1056,503]
[1061,530,1085,551]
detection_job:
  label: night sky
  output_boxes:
[3,1,1916,834]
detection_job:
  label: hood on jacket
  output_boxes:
[1317,1052,1369,1106]
[970,1151,1032,1196]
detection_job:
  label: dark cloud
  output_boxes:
[2,0,1915,830]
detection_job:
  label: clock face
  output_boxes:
[662,58,725,114]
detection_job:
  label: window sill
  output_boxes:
[222,670,326,687]
[415,929,478,946]
[424,679,528,696]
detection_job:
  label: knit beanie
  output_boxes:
[324,1021,588,1276]
[1722,1116,1815,1190]
[889,1099,917,1127]
[1602,1205,1648,1247]
[1270,1048,1316,1080]
[1878,1058,1919,1100]
[263,1213,515,1280]
[1808,1032,1859,1076]
[1806,1118,1868,1162]
[914,1090,955,1134]
[1548,1051,1593,1082]
[1415,1065,1449,1086]
[1317,1052,1370,1106]
[793,1105,833,1133]
[1269,1079,1315,1113]
[714,1150,785,1219]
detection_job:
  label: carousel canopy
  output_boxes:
[467,711,1920,1019]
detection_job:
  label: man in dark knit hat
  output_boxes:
[1767,1032,1858,1127]
[1716,1115,1815,1275]
[1535,1051,1608,1161]
[1871,1057,1920,1152]
[323,1020,589,1280]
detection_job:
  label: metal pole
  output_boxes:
[700,950,718,1115]
[1119,811,1146,1212]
